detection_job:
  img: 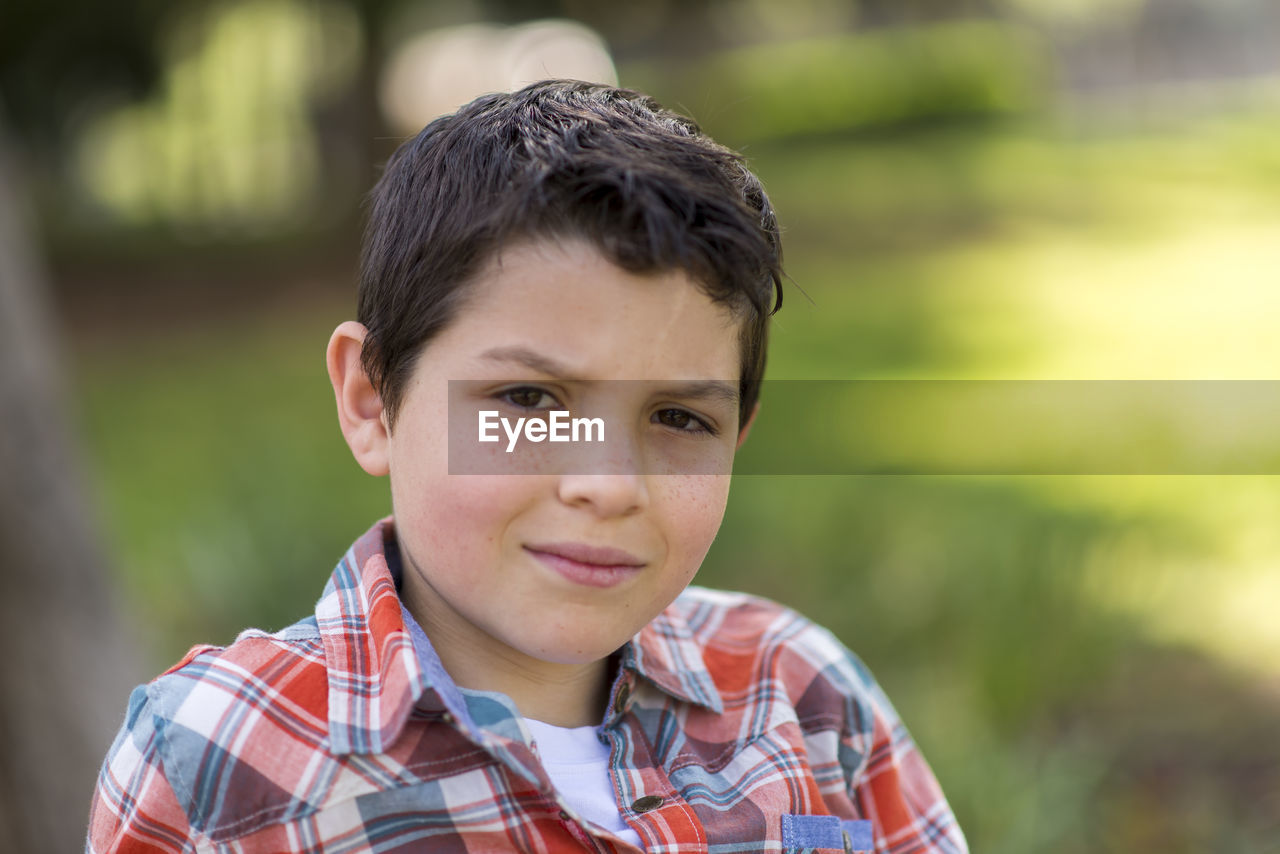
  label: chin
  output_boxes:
[520,630,629,666]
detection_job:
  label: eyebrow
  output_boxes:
[478,346,739,405]
[479,346,579,377]
[655,380,740,407]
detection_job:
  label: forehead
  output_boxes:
[430,238,745,381]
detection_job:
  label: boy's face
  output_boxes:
[343,239,750,672]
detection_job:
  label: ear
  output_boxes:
[327,321,390,476]
[736,401,759,451]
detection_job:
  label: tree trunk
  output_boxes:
[0,113,142,853]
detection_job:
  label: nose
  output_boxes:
[554,406,650,516]
[556,470,648,518]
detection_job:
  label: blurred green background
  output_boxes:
[6,1,1280,851]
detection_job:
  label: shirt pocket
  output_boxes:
[780,814,874,853]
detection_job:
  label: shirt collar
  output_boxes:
[628,599,724,714]
[316,518,723,755]
[315,518,428,755]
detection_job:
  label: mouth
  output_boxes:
[524,542,646,588]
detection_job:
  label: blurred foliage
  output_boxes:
[53,5,1280,853]
[76,306,388,646]
[1,0,167,139]
[629,21,1047,144]
[72,0,363,232]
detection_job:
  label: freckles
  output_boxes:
[659,476,729,519]
[658,477,731,577]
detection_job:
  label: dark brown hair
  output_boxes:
[359,79,783,429]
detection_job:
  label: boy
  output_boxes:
[88,80,967,853]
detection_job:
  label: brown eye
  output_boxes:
[654,408,715,435]
[657,409,692,429]
[501,387,554,409]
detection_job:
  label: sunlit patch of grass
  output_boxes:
[997,220,1280,380]
[744,116,1280,692]
[1076,477,1280,677]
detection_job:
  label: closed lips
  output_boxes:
[524,543,645,568]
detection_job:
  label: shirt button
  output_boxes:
[558,810,572,822]
[613,683,630,714]
[630,795,663,813]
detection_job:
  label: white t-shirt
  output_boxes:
[524,718,644,849]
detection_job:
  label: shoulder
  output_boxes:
[107,617,332,838]
[147,616,329,743]
[671,586,886,737]
[669,589,968,853]
[672,585,875,681]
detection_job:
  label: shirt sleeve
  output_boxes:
[87,684,196,854]
[833,644,969,854]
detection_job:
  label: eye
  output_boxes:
[497,385,559,410]
[653,408,717,437]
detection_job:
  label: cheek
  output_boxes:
[466,484,526,536]
[660,475,732,571]
[392,465,534,561]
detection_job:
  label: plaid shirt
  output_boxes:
[89,519,966,853]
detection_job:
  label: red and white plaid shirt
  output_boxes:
[89,519,966,853]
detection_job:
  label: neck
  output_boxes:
[402,579,612,728]
[475,656,610,728]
